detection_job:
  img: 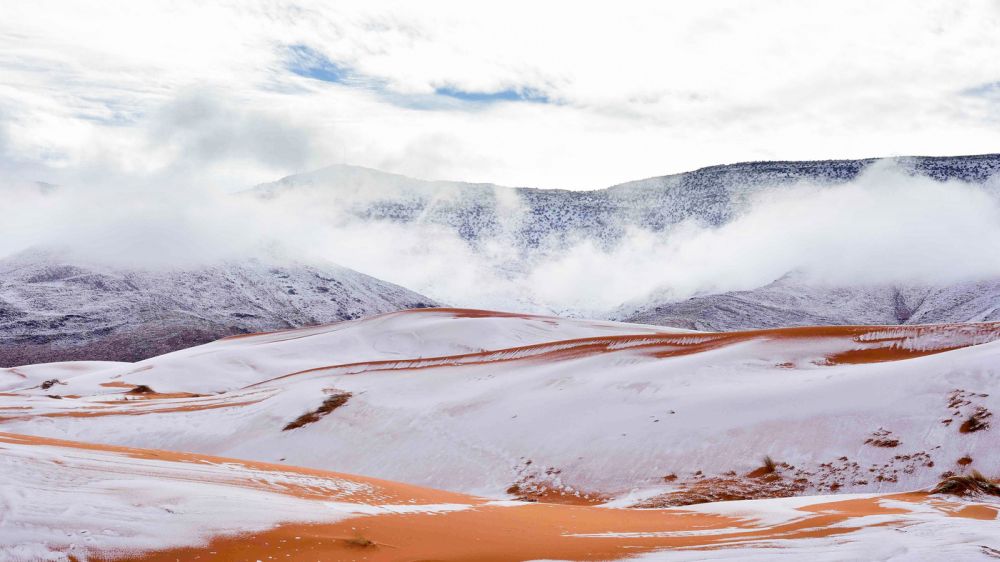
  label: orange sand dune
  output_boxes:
[0,391,271,422]
[216,308,557,342]
[244,321,1000,390]
[128,491,996,562]
[0,432,472,505]
[2,432,993,562]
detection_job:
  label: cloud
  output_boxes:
[283,43,549,111]
[432,86,549,105]
[286,45,355,85]
[239,160,1000,317]
[148,90,318,172]
[3,1,1000,188]
[3,1,1000,317]
[0,90,333,267]
[3,115,1000,317]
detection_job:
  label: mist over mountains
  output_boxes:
[247,153,1000,314]
[4,153,1000,364]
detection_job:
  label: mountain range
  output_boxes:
[4,156,1000,559]
[617,273,1000,330]
[253,153,1000,250]
[4,153,1000,365]
[0,250,436,366]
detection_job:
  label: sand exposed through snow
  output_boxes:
[3,310,1000,560]
[1,431,996,561]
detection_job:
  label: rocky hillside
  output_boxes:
[617,274,1000,331]
[0,250,438,366]
[252,154,1000,251]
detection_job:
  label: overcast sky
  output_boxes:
[3,0,1000,190]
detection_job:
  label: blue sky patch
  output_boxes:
[286,44,351,84]
[284,44,550,109]
[434,86,550,104]
[961,81,1000,99]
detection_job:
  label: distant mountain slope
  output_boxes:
[0,250,438,366]
[252,154,1000,250]
[617,275,1000,331]
[6,154,999,360]
[249,154,1000,324]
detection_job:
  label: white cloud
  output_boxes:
[2,1,1000,189]
[303,162,1000,315]
[3,1,1000,316]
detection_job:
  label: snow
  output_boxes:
[12,308,681,396]
[0,361,127,392]
[2,309,997,501]
[3,432,997,561]
[7,155,1000,370]
[0,434,468,561]
[619,273,1000,331]
[253,157,1000,253]
[0,249,438,367]
[629,507,1000,561]
[249,156,1000,319]
[1,308,999,560]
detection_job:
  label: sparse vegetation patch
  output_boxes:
[960,407,992,433]
[126,384,155,395]
[865,428,900,448]
[283,391,352,431]
[931,471,1000,497]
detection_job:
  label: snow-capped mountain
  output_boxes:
[252,154,1000,250]
[617,274,1000,331]
[5,153,1000,367]
[251,153,1000,326]
[0,249,438,367]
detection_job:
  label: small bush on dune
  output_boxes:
[126,384,155,395]
[283,391,352,431]
[344,534,377,548]
[763,456,777,472]
[931,470,1000,496]
[959,407,992,433]
[746,456,778,479]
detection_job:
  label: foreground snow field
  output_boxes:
[1,432,997,561]
[1,308,998,560]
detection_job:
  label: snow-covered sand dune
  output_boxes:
[1,309,998,559]
[1,309,997,503]
[1,431,997,561]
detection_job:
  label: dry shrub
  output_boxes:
[746,456,778,478]
[344,534,377,548]
[283,391,352,431]
[960,407,992,433]
[126,384,155,395]
[931,470,1000,497]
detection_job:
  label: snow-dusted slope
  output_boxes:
[0,250,438,367]
[3,309,997,504]
[0,432,473,561]
[6,155,1000,363]
[618,275,1000,331]
[0,361,127,393]
[10,308,681,395]
[5,432,996,561]
[249,154,1000,324]
[253,155,1000,250]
